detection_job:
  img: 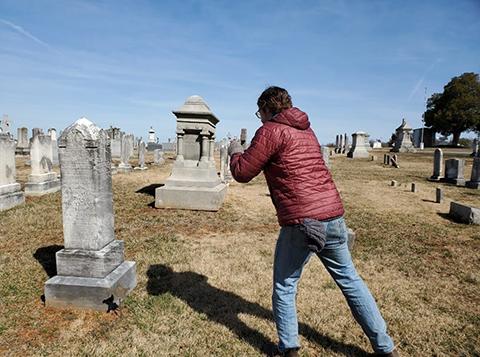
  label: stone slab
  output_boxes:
[449,202,480,225]
[56,240,124,278]
[155,183,227,211]
[134,166,148,171]
[0,190,25,211]
[0,182,21,195]
[25,179,61,196]
[45,260,136,311]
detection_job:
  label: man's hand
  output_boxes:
[228,140,244,156]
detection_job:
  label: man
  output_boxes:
[228,86,398,357]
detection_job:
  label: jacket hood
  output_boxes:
[272,107,310,130]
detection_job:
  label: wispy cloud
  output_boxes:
[408,58,442,101]
[0,19,55,52]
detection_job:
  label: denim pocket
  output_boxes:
[325,217,347,245]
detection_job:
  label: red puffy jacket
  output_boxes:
[230,107,344,226]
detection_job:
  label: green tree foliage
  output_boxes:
[424,72,480,145]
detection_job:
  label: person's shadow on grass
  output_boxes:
[146,264,368,356]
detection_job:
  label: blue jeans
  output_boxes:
[272,216,395,353]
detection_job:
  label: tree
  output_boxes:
[423,72,480,146]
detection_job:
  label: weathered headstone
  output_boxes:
[391,118,416,152]
[134,140,147,170]
[0,134,25,210]
[334,135,340,153]
[240,128,248,149]
[347,132,370,158]
[372,141,382,149]
[25,133,60,196]
[321,146,330,168]
[0,114,11,135]
[339,134,344,154]
[391,154,399,168]
[449,202,480,225]
[153,149,165,165]
[343,133,348,154]
[32,127,44,138]
[219,144,227,181]
[429,148,443,181]
[15,127,30,155]
[443,158,465,186]
[466,157,480,189]
[471,138,478,157]
[45,118,136,310]
[155,95,227,210]
[48,128,59,165]
[118,134,134,173]
[108,127,123,158]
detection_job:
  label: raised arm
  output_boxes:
[230,125,281,183]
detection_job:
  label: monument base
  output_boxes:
[442,178,466,186]
[155,183,227,211]
[347,151,369,159]
[25,179,61,196]
[427,176,444,182]
[15,147,30,155]
[134,166,148,171]
[117,164,132,173]
[0,183,25,211]
[44,261,136,311]
[466,181,480,189]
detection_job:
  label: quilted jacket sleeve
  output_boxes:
[230,124,281,183]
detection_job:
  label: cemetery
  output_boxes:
[0,121,478,355]
[0,2,479,355]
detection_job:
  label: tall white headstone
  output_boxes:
[44,118,136,311]
[25,133,60,196]
[0,134,25,210]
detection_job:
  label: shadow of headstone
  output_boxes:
[33,245,63,278]
[135,183,164,197]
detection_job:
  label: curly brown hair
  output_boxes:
[257,86,292,115]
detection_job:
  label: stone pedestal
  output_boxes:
[155,95,227,211]
[44,118,136,311]
[25,134,60,196]
[347,132,370,158]
[391,118,416,153]
[0,135,25,210]
[466,157,480,189]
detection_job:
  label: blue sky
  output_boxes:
[0,0,479,144]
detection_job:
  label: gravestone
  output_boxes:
[0,134,25,210]
[391,118,416,153]
[334,135,340,153]
[153,149,165,165]
[347,132,370,158]
[429,148,443,181]
[16,127,30,155]
[372,141,382,149]
[339,134,344,154]
[436,187,443,203]
[134,140,147,170]
[219,144,227,181]
[48,128,59,165]
[155,95,227,210]
[240,128,248,149]
[321,146,330,168]
[32,127,44,138]
[147,127,162,151]
[45,118,136,310]
[108,127,123,158]
[343,133,349,153]
[466,157,480,189]
[443,158,465,186]
[0,114,11,135]
[449,202,480,225]
[25,133,60,196]
[471,139,478,157]
[118,134,134,173]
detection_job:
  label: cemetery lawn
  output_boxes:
[1,149,479,356]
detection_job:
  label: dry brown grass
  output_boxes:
[0,149,479,356]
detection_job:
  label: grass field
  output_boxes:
[0,149,479,356]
